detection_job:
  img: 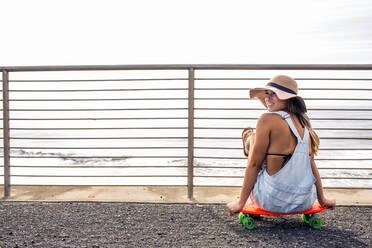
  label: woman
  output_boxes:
[227,75,336,214]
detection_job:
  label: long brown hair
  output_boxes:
[285,96,320,155]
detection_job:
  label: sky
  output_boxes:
[1,0,372,66]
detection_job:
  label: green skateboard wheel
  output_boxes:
[239,212,245,224]
[243,216,256,230]
[309,217,322,230]
[301,213,313,224]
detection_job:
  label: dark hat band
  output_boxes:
[266,82,297,95]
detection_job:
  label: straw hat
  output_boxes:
[249,75,298,107]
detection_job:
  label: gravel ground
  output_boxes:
[0,202,371,248]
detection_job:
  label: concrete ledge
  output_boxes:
[1,185,371,205]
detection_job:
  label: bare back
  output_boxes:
[265,113,305,176]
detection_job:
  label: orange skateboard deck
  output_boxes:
[239,201,328,230]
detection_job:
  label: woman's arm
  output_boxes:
[309,140,336,209]
[226,114,271,214]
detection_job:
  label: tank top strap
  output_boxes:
[285,116,304,142]
[269,111,308,143]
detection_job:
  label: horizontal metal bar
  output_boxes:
[194,117,372,121]
[10,137,188,140]
[6,108,372,112]
[195,77,372,81]
[8,108,188,112]
[6,98,372,102]
[9,98,188,101]
[10,175,187,178]
[194,147,242,150]
[196,64,372,70]
[5,184,189,187]
[7,165,188,168]
[193,137,372,140]
[193,175,372,180]
[9,146,188,149]
[10,88,188,92]
[193,165,372,170]
[195,126,372,130]
[194,87,372,91]
[194,98,372,101]
[194,156,372,160]
[2,64,372,71]
[4,127,372,131]
[1,65,192,71]
[8,117,187,120]
[195,127,372,131]
[9,78,188,82]
[193,146,372,150]
[10,127,188,130]
[9,156,369,160]
[195,108,372,112]
[1,166,371,170]
[5,146,372,151]
[9,156,188,159]
[7,136,366,140]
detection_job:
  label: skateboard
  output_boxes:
[239,201,328,230]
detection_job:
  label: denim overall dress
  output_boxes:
[251,111,317,213]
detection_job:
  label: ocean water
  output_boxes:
[1,69,372,188]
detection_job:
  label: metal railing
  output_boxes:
[1,64,372,199]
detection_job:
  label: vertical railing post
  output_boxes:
[2,70,10,198]
[187,68,195,199]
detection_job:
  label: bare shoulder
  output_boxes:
[257,113,283,125]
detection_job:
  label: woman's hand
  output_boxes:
[320,198,336,210]
[226,201,245,215]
